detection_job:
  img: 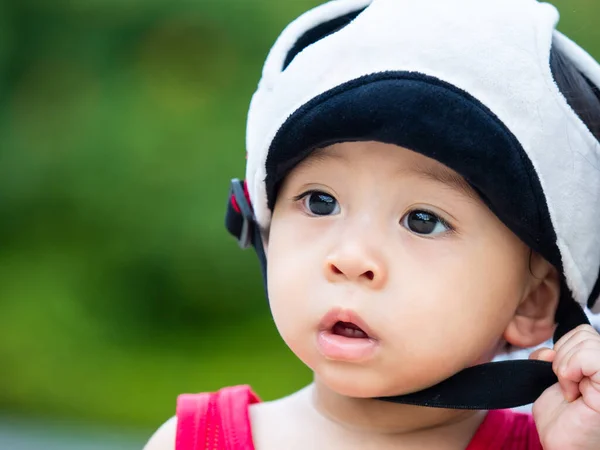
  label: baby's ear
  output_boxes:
[503,253,560,348]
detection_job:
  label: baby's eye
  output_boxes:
[301,191,340,216]
[401,210,451,236]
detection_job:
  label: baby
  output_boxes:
[146,0,600,448]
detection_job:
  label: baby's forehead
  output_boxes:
[295,141,478,200]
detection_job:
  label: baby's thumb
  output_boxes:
[529,347,556,362]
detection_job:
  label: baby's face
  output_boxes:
[266,141,534,398]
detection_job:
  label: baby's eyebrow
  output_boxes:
[409,165,479,201]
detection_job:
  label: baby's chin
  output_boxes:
[315,365,438,399]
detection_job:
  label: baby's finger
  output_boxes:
[529,347,555,362]
[579,377,600,413]
[557,347,600,401]
[553,324,598,354]
[556,344,600,382]
[555,325,599,353]
[552,327,599,374]
[554,338,600,376]
[558,376,581,402]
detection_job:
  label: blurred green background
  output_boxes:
[0,0,598,441]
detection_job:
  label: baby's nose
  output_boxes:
[324,244,387,289]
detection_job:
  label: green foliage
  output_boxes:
[0,0,598,430]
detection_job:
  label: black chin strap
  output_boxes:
[225,178,590,410]
[378,360,558,410]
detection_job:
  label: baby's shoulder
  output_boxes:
[249,388,323,450]
[143,416,177,450]
[248,400,291,449]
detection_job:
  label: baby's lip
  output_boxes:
[318,307,378,340]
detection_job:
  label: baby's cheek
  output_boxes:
[267,276,314,357]
[385,279,511,373]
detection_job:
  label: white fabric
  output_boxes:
[244,0,600,311]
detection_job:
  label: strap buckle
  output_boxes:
[229,178,255,249]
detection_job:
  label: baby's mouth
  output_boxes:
[317,310,379,361]
[331,321,369,339]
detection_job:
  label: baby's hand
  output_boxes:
[530,325,600,449]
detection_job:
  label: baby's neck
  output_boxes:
[307,379,486,448]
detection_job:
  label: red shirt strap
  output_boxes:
[176,385,261,450]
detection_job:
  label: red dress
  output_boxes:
[175,385,542,450]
